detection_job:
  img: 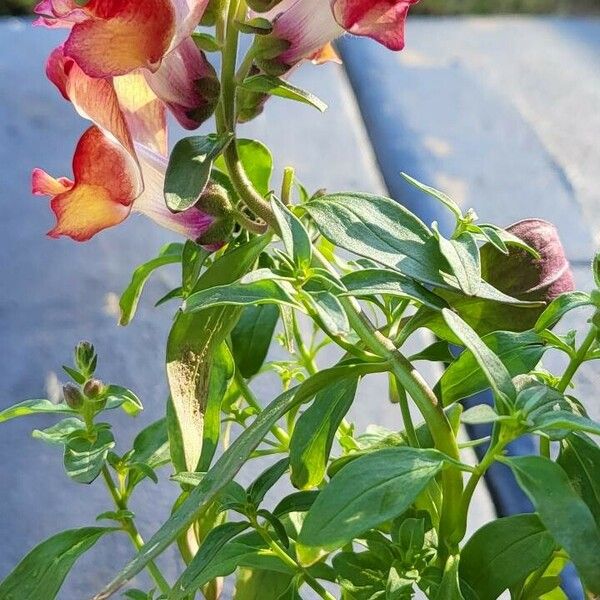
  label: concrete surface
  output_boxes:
[1,14,597,599]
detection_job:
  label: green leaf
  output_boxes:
[477,225,509,254]
[119,243,183,326]
[0,527,113,600]
[231,304,279,378]
[503,455,600,592]
[400,173,462,219]
[0,399,74,423]
[435,555,464,600]
[247,458,290,506]
[181,240,209,297]
[184,279,297,313]
[441,309,516,406]
[439,330,545,405]
[170,521,251,599]
[166,235,269,473]
[535,291,593,332]
[271,197,312,267]
[240,74,328,112]
[127,419,169,487]
[197,343,235,472]
[214,138,273,196]
[273,491,319,518]
[297,447,449,565]
[234,569,300,600]
[408,340,454,363]
[306,290,350,337]
[460,514,556,600]
[340,268,447,311]
[460,404,501,425]
[94,362,388,598]
[434,230,481,296]
[64,427,115,484]
[305,192,448,287]
[558,433,600,527]
[32,417,84,445]
[191,31,221,52]
[290,377,358,489]
[104,385,143,416]
[165,134,233,212]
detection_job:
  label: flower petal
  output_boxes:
[144,37,219,129]
[32,168,73,196]
[331,0,418,51]
[113,72,168,156]
[38,126,138,241]
[170,0,211,49]
[259,0,343,71]
[34,0,86,28]
[64,0,176,77]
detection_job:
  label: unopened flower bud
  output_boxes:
[83,379,105,400]
[593,252,600,289]
[75,341,96,374]
[63,383,84,409]
[196,183,232,219]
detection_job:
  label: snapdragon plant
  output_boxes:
[2,0,600,599]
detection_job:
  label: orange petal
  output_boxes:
[310,43,342,65]
[44,126,137,241]
[64,0,176,77]
[32,168,73,196]
[47,46,136,157]
[113,72,168,157]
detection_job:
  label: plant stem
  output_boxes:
[310,249,463,554]
[233,369,290,447]
[557,325,597,393]
[540,324,597,458]
[251,518,336,600]
[390,375,419,447]
[217,0,279,230]
[101,467,170,595]
[292,312,318,376]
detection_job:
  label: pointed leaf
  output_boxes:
[460,514,556,600]
[271,197,312,267]
[0,527,113,600]
[0,399,74,423]
[297,447,449,565]
[503,455,600,593]
[165,134,233,212]
[240,75,327,112]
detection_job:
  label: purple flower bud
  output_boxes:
[63,383,84,409]
[83,379,105,400]
[480,218,575,331]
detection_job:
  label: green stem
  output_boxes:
[101,467,170,595]
[540,325,598,458]
[451,436,508,544]
[233,369,290,447]
[557,325,597,393]
[311,249,463,554]
[217,0,279,230]
[292,312,318,376]
[390,375,419,447]
[251,518,336,600]
[281,167,295,205]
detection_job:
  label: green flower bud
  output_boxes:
[75,341,96,375]
[63,383,84,409]
[593,251,600,289]
[196,183,232,219]
[83,379,105,400]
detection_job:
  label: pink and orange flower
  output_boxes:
[32,0,221,243]
[254,0,419,74]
